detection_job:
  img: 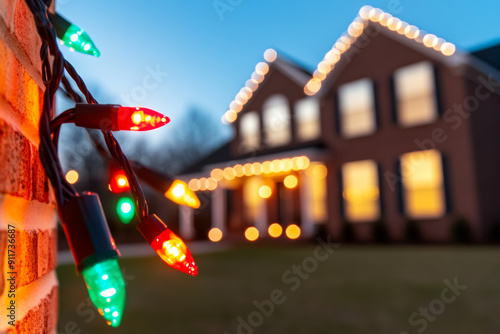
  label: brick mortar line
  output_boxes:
[0,270,58,332]
[0,94,40,147]
[0,194,56,231]
[0,15,44,89]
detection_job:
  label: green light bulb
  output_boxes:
[117,197,135,224]
[62,24,100,57]
[49,13,100,57]
[82,259,126,327]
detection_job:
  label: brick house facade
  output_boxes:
[176,6,500,243]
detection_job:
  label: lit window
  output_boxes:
[394,62,437,127]
[400,150,445,218]
[342,160,380,222]
[240,112,260,152]
[263,95,291,146]
[243,177,264,222]
[338,79,376,138]
[305,162,328,222]
[295,97,320,141]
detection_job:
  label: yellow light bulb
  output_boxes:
[208,228,223,242]
[284,175,298,189]
[65,170,79,184]
[245,227,259,241]
[268,223,283,238]
[259,185,272,199]
[164,180,200,209]
[286,224,301,239]
[211,168,224,181]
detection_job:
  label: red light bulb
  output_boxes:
[151,229,197,276]
[73,104,170,131]
[117,107,170,131]
[109,171,130,194]
[137,214,198,276]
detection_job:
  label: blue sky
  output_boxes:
[56,0,500,145]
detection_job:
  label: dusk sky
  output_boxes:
[56,0,500,146]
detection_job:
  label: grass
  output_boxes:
[57,245,500,333]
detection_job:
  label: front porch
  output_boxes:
[178,148,328,242]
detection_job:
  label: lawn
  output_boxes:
[57,244,500,334]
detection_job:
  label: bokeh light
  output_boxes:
[245,227,259,241]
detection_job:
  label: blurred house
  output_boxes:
[177,6,500,243]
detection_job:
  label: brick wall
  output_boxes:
[0,0,59,333]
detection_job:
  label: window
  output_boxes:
[263,95,291,146]
[243,177,265,222]
[240,112,260,151]
[295,98,320,141]
[400,150,445,219]
[342,160,380,222]
[305,162,328,223]
[394,62,437,127]
[338,79,376,138]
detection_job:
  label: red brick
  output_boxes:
[0,119,31,199]
[31,148,49,203]
[11,228,57,289]
[16,229,37,288]
[45,286,59,332]
[0,0,16,32]
[14,286,58,334]
[0,38,44,138]
[48,228,57,273]
[37,228,57,278]
[13,0,42,72]
[36,229,49,277]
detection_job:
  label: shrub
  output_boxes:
[314,224,330,243]
[372,220,388,243]
[451,217,472,243]
[341,220,355,243]
[405,219,421,243]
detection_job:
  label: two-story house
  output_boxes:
[176,5,500,243]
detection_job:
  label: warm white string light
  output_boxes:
[187,156,311,191]
[222,48,278,124]
[304,5,457,96]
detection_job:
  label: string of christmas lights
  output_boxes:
[24,0,199,328]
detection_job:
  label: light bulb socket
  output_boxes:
[74,103,121,131]
[48,12,71,39]
[137,214,168,245]
[60,192,120,272]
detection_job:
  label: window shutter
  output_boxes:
[333,93,341,135]
[338,167,345,218]
[372,80,381,130]
[395,159,405,215]
[433,64,443,116]
[441,153,452,213]
[377,162,385,217]
[389,75,398,124]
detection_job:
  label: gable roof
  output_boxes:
[221,50,311,125]
[303,5,459,96]
[472,42,500,71]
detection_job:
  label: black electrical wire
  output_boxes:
[25,0,76,206]
[26,0,149,219]
[58,71,149,218]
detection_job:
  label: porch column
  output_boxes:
[300,170,315,238]
[179,205,194,240]
[211,186,226,233]
[255,177,268,234]
[255,196,268,235]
